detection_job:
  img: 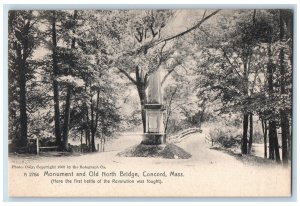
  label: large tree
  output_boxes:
[279,10,292,165]
[105,9,220,134]
[9,11,37,149]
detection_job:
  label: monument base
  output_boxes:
[117,143,192,159]
[140,133,165,145]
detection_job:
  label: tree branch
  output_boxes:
[168,86,178,109]
[250,67,259,95]
[221,48,243,79]
[164,86,178,132]
[135,10,221,55]
[161,57,188,86]
[156,10,221,46]
[161,68,176,86]
[156,41,167,69]
[202,10,207,19]
[111,10,221,62]
[116,67,137,85]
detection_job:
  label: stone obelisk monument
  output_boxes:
[118,68,191,159]
[141,69,166,145]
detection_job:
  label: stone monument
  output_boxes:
[118,68,192,159]
[141,69,166,145]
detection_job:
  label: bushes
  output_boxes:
[208,128,241,148]
[216,134,241,149]
[206,114,264,150]
[206,116,242,149]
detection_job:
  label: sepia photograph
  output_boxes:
[7,7,293,197]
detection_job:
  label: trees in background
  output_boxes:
[9,10,122,152]
[192,10,292,163]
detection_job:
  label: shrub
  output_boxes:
[208,128,240,148]
[206,117,242,149]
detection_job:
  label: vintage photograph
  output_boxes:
[8,9,293,197]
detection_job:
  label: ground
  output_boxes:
[9,128,291,197]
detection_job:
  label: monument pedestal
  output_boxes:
[141,133,165,145]
[141,104,165,145]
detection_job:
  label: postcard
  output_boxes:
[8,8,293,197]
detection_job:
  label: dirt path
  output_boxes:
[177,132,244,166]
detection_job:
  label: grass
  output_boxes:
[117,143,192,159]
[210,147,280,166]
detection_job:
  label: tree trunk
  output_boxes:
[83,85,91,149]
[279,10,290,165]
[135,66,147,133]
[90,89,95,151]
[198,97,207,128]
[102,135,106,152]
[17,45,28,148]
[8,96,17,142]
[279,76,290,163]
[136,87,146,133]
[90,123,96,151]
[269,120,281,163]
[281,10,293,68]
[80,130,82,152]
[241,55,249,155]
[261,119,268,159]
[51,13,62,147]
[241,113,248,154]
[268,120,275,160]
[164,110,171,142]
[62,10,77,151]
[85,106,91,149]
[248,113,253,154]
[273,122,281,163]
[266,42,276,161]
[90,89,100,152]
[140,102,146,133]
[284,11,293,161]
[62,85,72,151]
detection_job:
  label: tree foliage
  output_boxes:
[8,9,292,162]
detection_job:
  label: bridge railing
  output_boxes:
[168,127,202,143]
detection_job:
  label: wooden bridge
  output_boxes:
[168,127,202,143]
